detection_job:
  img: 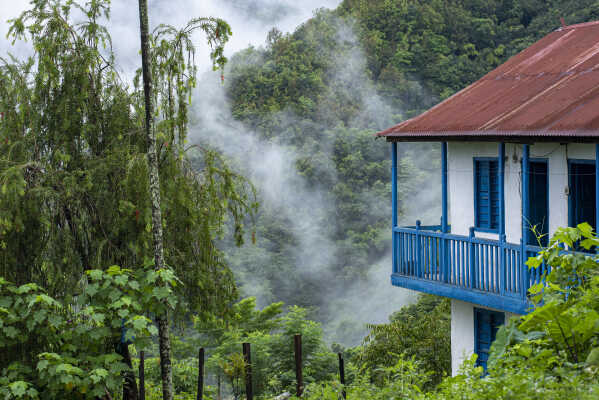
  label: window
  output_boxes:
[527,160,549,246]
[568,160,596,232]
[474,308,504,371]
[474,159,499,231]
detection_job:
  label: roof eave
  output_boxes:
[378,130,599,143]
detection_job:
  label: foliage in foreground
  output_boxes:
[0,266,176,399]
[295,226,599,400]
[1,1,256,395]
[361,294,450,388]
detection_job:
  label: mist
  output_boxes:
[189,15,439,345]
[0,0,439,346]
[1,0,342,78]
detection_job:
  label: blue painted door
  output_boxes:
[569,162,596,231]
[527,161,548,246]
[474,308,504,371]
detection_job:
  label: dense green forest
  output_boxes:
[209,0,599,345]
[2,0,599,399]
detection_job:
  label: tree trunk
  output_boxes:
[217,374,222,400]
[117,342,139,400]
[136,1,174,399]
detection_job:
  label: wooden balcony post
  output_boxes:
[441,142,448,232]
[522,144,530,244]
[416,220,422,278]
[499,142,505,237]
[469,227,476,289]
[521,144,530,297]
[520,239,527,299]
[499,142,506,294]
[392,142,398,273]
[596,144,599,246]
[441,142,449,282]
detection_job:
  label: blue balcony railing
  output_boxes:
[391,221,550,314]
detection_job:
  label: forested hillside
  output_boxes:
[214,0,599,344]
[3,0,599,399]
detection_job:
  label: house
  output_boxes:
[376,21,599,375]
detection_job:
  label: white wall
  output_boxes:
[451,299,519,376]
[451,299,474,375]
[448,142,595,375]
[447,142,596,244]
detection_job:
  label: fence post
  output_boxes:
[415,220,422,278]
[338,353,346,399]
[243,343,253,400]
[197,348,205,400]
[469,227,476,289]
[294,334,303,397]
[139,351,145,400]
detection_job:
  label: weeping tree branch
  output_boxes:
[137,0,173,399]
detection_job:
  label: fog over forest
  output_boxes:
[1,0,341,75]
[0,0,431,346]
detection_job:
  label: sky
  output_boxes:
[0,0,342,76]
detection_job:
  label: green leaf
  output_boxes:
[586,347,599,366]
[91,313,105,324]
[106,265,122,275]
[131,316,148,331]
[115,274,129,286]
[152,286,170,300]
[4,326,19,338]
[86,283,99,297]
[88,270,103,281]
[9,381,28,397]
[33,310,47,325]
[37,360,49,371]
[577,222,593,238]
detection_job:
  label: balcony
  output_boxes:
[391,221,549,314]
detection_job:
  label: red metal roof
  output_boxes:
[377,21,599,142]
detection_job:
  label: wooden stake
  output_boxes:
[338,353,346,399]
[197,348,205,400]
[139,351,145,400]
[242,343,253,400]
[294,334,303,397]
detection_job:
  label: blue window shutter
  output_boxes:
[474,308,505,371]
[475,159,499,230]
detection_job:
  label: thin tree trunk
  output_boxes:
[217,374,222,400]
[117,342,139,400]
[137,1,174,399]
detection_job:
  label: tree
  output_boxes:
[1,0,253,397]
[360,294,450,388]
[137,0,174,397]
[136,1,235,397]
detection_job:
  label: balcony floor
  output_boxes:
[391,273,530,314]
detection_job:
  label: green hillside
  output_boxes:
[221,0,599,344]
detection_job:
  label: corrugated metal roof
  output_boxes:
[377,21,599,142]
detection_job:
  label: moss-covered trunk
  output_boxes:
[137,0,173,399]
